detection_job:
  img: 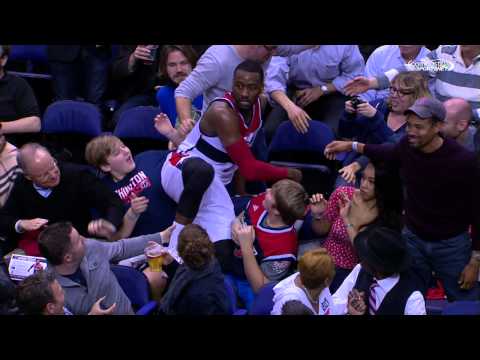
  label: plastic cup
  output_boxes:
[144,243,164,272]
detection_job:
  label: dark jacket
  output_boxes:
[111,45,163,102]
[159,259,231,315]
[0,161,124,250]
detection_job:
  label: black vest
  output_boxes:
[354,268,421,315]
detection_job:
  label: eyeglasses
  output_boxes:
[30,159,58,182]
[389,86,414,97]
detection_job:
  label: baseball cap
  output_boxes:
[404,97,446,122]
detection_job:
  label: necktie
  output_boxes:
[369,280,379,315]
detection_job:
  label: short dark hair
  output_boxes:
[178,224,215,270]
[158,45,198,79]
[234,60,264,83]
[38,222,73,266]
[16,271,56,315]
[0,45,11,58]
[281,300,314,315]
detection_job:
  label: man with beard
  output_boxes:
[157,60,302,271]
[324,97,480,301]
[155,45,203,130]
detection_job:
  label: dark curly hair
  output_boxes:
[177,224,215,270]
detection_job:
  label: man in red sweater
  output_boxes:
[157,60,302,270]
[324,97,480,301]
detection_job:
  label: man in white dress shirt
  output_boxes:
[332,226,426,315]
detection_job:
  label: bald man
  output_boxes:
[0,143,124,256]
[442,98,477,152]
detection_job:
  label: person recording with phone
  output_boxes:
[111,45,163,126]
[335,72,431,188]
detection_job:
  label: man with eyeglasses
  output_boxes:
[344,45,480,124]
[324,97,480,302]
[0,143,124,257]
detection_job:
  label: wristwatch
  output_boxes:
[321,85,328,94]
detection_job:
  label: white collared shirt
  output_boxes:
[271,272,338,315]
[332,264,426,315]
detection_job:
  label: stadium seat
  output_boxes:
[41,100,103,164]
[248,281,277,315]
[224,277,248,315]
[268,120,344,197]
[9,45,49,73]
[113,106,168,155]
[110,264,158,315]
[442,301,480,315]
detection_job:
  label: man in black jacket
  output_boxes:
[0,143,124,256]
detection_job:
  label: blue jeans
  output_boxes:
[402,227,480,301]
[50,47,110,105]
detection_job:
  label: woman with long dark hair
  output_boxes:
[309,159,403,292]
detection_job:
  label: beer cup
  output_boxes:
[144,243,164,272]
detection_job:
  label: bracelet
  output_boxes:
[352,141,358,152]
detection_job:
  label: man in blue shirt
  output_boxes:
[264,45,365,141]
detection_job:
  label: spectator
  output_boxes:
[16,270,116,315]
[271,248,336,315]
[85,134,176,238]
[310,160,403,293]
[0,264,17,315]
[38,221,173,315]
[155,45,203,127]
[325,97,480,301]
[0,45,41,147]
[332,226,426,315]
[344,45,480,123]
[230,180,310,307]
[174,45,315,128]
[361,45,430,102]
[0,125,22,208]
[281,300,315,315]
[337,72,430,187]
[159,224,231,315]
[111,45,163,125]
[442,98,476,152]
[47,45,111,106]
[157,60,301,270]
[264,45,365,141]
[0,143,124,256]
